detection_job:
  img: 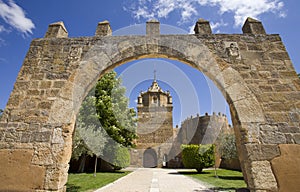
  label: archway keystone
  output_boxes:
[0,18,299,191]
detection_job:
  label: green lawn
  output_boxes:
[66,171,131,192]
[180,169,247,191]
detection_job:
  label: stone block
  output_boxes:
[259,124,286,144]
[44,164,69,190]
[32,147,53,165]
[20,132,32,143]
[231,97,265,123]
[52,128,64,144]
[0,149,45,191]
[244,144,280,161]
[32,131,52,142]
[249,161,277,191]
[40,81,52,89]
[271,144,300,192]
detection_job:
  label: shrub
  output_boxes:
[104,143,130,170]
[181,144,215,173]
[112,145,130,170]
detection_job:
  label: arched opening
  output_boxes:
[143,148,158,168]
[53,44,261,189]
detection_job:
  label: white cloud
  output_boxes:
[210,20,228,32]
[204,0,286,26]
[125,0,286,28]
[0,0,35,35]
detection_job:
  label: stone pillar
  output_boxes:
[146,19,160,36]
[194,18,212,35]
[44,21,68,38]
[95,20,112,36]
[242,17,266,35]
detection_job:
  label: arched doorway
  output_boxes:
[0,19,299,191]
[143,148,157,168]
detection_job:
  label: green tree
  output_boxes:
[181,144,215,173]
[71,71,137,172]
[298,73,300,79]
[95,71,137,147]
[218,133,238,160]
[72,95,107,172]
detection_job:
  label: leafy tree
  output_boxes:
[71,71,137,172]
[181,144,215,173]
[298,73,300,79]
[72,95,107,172]
[218,133,238,160]
[95,71,137,147]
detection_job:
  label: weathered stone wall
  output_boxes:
[178,113,231,145]
[0,18,299,191]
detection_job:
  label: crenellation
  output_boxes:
[95,20,112,37]
[45,21,68,38]
[242,17,266,35]
[194,18,212,35]
[146,19,160,36]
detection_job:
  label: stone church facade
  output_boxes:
[130,77,174,168]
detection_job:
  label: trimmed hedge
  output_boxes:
[181,144,215,173]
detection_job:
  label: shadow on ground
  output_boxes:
[66,184,80,192]
[169,171,210,175]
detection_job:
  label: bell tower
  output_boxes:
[136,71,173,148]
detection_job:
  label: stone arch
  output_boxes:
[0,19,299,191]
[48,36,265,190]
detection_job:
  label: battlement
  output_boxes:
[44,17,267,38]
[181,112,228,125]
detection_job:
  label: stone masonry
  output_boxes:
[131,76,174,168]
[0,18,299,191]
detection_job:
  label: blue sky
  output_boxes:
[0,0,299,126]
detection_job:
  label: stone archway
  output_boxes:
[143,148,158,168]
[0,18,299,191]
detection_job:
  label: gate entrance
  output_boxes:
[0,18,299,191]
[143,148,158,168]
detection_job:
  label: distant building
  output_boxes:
[130,72,236,169]
[130,74,174,168]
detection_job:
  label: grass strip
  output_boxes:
[180,169,247,191]
[66,171,130,192]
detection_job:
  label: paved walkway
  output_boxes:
[94,168,213,192]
